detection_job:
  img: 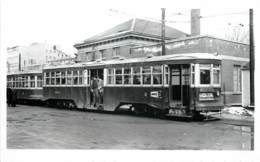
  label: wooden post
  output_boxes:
[249,9,254,106]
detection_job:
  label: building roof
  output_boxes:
[75,18,188,47]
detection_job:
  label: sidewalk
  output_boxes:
[210,107,254,126]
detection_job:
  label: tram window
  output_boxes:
[142,66,151,85]
[7,77,11,87]
[37,76,43,87]
[20,77,23,87]
[30,76,35,87]
[73,70,78,85]
[115,68,123,84]
[123,68,131,84]
[8,77,14,88]
[45,72,50,85]
[133,67,141,85]
[191,64,195,85]
[200,69,210,84]
[25,76,29,88]
[56,72,61,85]
[182,68,190,85]
[87,69,91,85]
[15,77,18,87]
[79,70,83,85]
[182,76,190,85]
[164,66,169,85]
[51,72,55,85]
[153,66,162,85]
[107,68,114,85]
[61,71,66,85]
[213,68,220,84]
[171,68,180,85]
[67,71,72,85]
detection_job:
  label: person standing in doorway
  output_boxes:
[90,76,99,108]
[97,77,104,109]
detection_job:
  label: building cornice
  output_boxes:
[74,32,176,49]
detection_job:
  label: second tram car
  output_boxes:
[41,53,223,118]
[7,70,43,105]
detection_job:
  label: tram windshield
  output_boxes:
[196,64,221,86]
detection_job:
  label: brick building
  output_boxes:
[74,18,188,62]
[130,35,249,106]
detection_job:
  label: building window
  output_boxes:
[233,65,241,92]
[112,47,120,57]
[100,50,105,59]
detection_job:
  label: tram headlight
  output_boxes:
[216,90,220,97]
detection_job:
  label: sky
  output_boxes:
[2,0,252,56]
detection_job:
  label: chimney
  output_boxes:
[190,9,201,36]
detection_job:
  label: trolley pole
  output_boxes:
[249,9,254,107]
[161,8,166,56]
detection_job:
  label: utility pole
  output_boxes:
[249,9,254,107]
[249,8,254,151]
[19,53,21,71]
[161,8,166,56]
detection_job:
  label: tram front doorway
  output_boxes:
[169,64,190,108]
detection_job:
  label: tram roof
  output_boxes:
[7,70,43,76]
[44,53,221,70]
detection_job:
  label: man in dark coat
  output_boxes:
[7,88,12,107]
[11,90,17,107]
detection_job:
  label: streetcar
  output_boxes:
[7,53,223,119]
[7,70,44,105]
[42,52,223,118]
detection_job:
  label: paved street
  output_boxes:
[7,105,252,150]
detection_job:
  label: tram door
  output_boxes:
[88,69,104,107]
[169,64,190,108]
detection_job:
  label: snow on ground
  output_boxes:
[222,107,254,117]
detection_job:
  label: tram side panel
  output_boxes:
[43,86,88,109]
[103,86,169,111]
[15,88,43,101]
